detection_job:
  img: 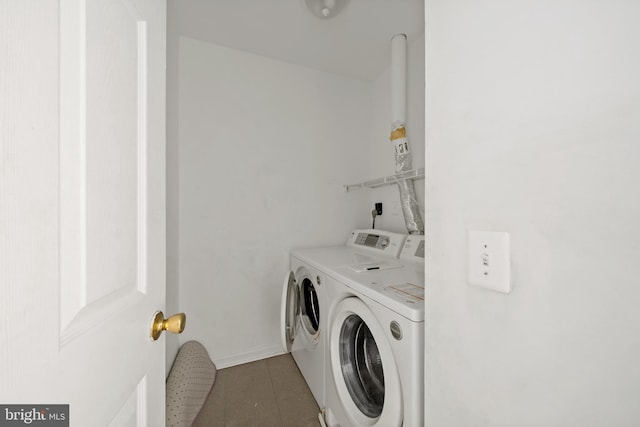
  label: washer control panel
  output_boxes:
[354,233,389,249]
[346,229,407,258]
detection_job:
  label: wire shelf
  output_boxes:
[344,168,425,192]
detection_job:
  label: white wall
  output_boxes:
[367,36,425,234]
[177,37,370,367]
[425,1,640,426]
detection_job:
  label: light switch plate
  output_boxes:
[467,230,511,294]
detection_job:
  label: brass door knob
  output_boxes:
[150,311,186,341]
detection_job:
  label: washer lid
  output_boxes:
[280,271,299,353]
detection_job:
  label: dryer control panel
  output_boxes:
[400,235,426,263]
[346,229,407,258]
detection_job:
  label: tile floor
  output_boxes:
[192,354,322,427]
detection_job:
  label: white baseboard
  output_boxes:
[213,344,285,369]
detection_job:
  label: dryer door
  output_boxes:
[280,271,300,353]
[330,297,403,427]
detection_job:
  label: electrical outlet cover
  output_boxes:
[467,230,511,294]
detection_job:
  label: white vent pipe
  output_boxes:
[391,34,407,126]
[390,34,424,235]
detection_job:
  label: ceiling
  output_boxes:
[171,0,425,81]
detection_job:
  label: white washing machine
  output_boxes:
[323,235,425,427]
[281,230,408,410]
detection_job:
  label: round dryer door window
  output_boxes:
[300,277,320,335]
[339,314,384,418]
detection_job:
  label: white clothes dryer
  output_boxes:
[281,255,326,407]
[323,235,425,427]
[281,230,408,411]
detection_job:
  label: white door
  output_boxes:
[0,0,167,425]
